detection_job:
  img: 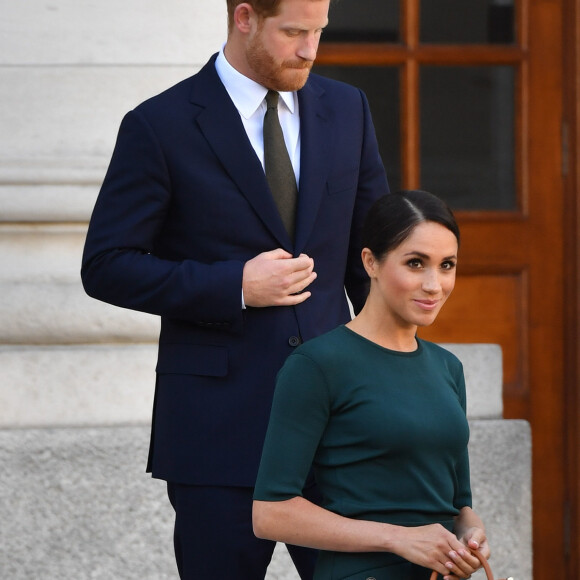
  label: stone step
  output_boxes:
[0,422,531,579]
[0,343,503,429]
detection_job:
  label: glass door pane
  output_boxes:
[421,0,515,44]
[420,65,516,210]
[323,0,400,42]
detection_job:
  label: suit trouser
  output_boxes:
[167,482,318,579]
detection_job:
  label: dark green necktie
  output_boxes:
[263,90,297,240]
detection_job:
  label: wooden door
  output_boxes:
[316,1,571,577]
[563,0,580,576]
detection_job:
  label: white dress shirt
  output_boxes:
[215,49,303,308]
[215,48,301,185]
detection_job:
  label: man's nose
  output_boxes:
[297,33,320,61]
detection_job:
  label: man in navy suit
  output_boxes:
[81,0,389,577]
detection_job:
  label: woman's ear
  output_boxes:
[361,248,377,278]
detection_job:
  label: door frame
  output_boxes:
[563,0,579,576]
[318,1,579,576]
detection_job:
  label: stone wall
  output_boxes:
[0,3,531,579]
[1,2,226,412]
[0,346,531,579]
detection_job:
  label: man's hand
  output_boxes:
[243,249,317,307]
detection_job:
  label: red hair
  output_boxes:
[226,1,283,31]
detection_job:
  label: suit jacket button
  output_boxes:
[288,336,301,347]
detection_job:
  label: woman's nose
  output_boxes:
[422,270,442,293]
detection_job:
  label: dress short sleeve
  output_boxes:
[253,352,331,501]
[452,368,472,509]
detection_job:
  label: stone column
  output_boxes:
[0,1,226,429]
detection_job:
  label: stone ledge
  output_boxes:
[0,224,87,282]
[1,1,225,65]
[0,67,202,163]
[0,184,99,222]
[441,343,503,419]
[0,345,157,428]
[0,280,160,344]
[0,421,531,579]
[0,426,175,580]
[0,343,503,429]
[468,419,532,580]
[0,425,297,580]
[0,224,161,344]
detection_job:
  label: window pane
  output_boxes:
[420,66,515,210]
[323,0,400,43]
[313,66,401,192]
[421,0,515,44]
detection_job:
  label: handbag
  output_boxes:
[429,549,512,580]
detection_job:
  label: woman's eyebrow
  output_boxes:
[402,251,457,260]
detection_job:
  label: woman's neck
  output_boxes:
[346,304,418,352]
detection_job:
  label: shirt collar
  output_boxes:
[215,47,296,118]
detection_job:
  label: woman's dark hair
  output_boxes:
[361,190,460,260]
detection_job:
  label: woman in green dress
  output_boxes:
[253,190,490,580]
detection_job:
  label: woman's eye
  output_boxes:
[441,260,457,270]
[407,259,422,268]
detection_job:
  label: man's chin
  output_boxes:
[275,69,311,92]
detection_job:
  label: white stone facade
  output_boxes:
[1,2,531,579]
[1,1,226,428]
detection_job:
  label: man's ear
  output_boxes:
[233,3,255,34]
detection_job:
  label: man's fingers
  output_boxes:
[288,269,317,294]
[287,254,315,274]
[264,248,294,260]
[242,250,316,307]
[278,290,312,306]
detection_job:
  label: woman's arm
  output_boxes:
[253,497,484,579]
[253,496,394,553]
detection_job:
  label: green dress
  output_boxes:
[254,325,471,580]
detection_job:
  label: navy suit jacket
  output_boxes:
[81,54,389,486]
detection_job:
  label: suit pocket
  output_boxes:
[155,344,228,377]
[326,170,358,196]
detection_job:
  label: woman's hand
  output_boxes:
[254,498,491,579]
[442,526,490,579]
[459,526,490,558]
[443,506,490,579]
[390,523,483,579]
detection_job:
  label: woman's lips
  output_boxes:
[413,299,440,311]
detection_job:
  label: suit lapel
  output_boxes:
[294,79,335,254]
[190,56,291,248]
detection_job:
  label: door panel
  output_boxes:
[317,0,568,577]
[418,269,528,410]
